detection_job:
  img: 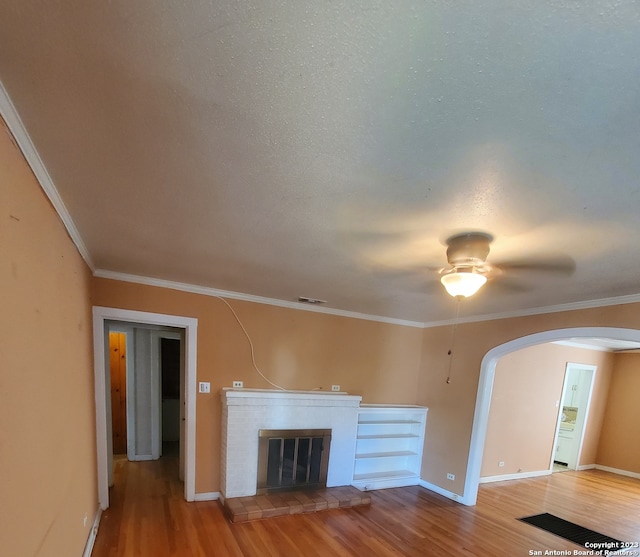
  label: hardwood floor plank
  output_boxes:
[92,456,640,557]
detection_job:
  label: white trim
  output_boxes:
[96,270,640,330]
[93,306,198,509]
[422,293,640,328]
[222,387,360,401]
[464,327,640,507]
[93,270,426,328]
[595,465,640,480]
[548,363,597,473]
[577,464,596,471]
[479,469,551,484]
[418,479,464,504]
[82,508,102,557]
[0,81,94,270]
[563,363,596,471]
[194,491,220,501]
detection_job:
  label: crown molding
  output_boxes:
[95,270,640,330]
[93,269,426,328]
[422,293,640,328]
[0,81,94,270]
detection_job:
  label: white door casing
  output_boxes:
[93,307,197,508]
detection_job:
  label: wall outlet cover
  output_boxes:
[447,473,455,480]
[232,381,243,388]
[199,382,211,393]
[331,385,340,391]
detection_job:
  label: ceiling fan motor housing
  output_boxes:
[446,232,492,268]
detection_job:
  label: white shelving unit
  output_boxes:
[352,404,428,491]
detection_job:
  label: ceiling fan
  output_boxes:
[438,231,575,298]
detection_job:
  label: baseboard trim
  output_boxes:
[194,491,220,501]
[82,507,102,557]
[595,465,640,480]
[576,464,596,471]
[479,469,551,484]
[418,480,465,504]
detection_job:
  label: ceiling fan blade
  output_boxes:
[485,276,534,294]
[368,262,443,278]
[495,254,575,276]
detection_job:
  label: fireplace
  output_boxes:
[257,429,331,494]
[220,388,361,499]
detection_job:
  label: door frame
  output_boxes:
[93,306,198,508]
[551,363,597,470]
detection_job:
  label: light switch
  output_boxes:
[199,382,211,393]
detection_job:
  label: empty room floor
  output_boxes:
[91,456,640,556]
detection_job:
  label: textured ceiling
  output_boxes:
[2,1,640,324]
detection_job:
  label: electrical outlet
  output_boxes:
[198,382,210,393]
[447,473,455,481]
[331,384,340,391]
[499,461,505,467]
[232,380,243,388]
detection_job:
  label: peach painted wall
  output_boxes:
[0,120,96,556]
[418,304,640,495]
[480,343,614,477]
[596,353,640,473]
[90,278,424,493]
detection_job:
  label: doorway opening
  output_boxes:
[93,307,198,509]
[106,324,184,467]
[464,326,640,507]
[552,363,596,473]
[161,337,181,457]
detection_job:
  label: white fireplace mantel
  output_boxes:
[220,389,362,499]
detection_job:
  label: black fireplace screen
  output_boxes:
[257,429,331,493]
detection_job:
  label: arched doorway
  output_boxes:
[462,327,640,506]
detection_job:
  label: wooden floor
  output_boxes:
[92,455,640,556]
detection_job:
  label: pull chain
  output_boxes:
[446,298,462,384]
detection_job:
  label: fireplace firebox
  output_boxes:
[257,429,331,494]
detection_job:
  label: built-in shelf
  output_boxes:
[352,404,427,491]
[357,433,419,440]
[358,419,421,424]
[355,450,417,459]
[353,470,416,481]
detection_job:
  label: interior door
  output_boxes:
[125,327,158,461]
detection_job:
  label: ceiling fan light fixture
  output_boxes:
[440,268,487,298]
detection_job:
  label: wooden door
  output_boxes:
[109,332,127,454]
